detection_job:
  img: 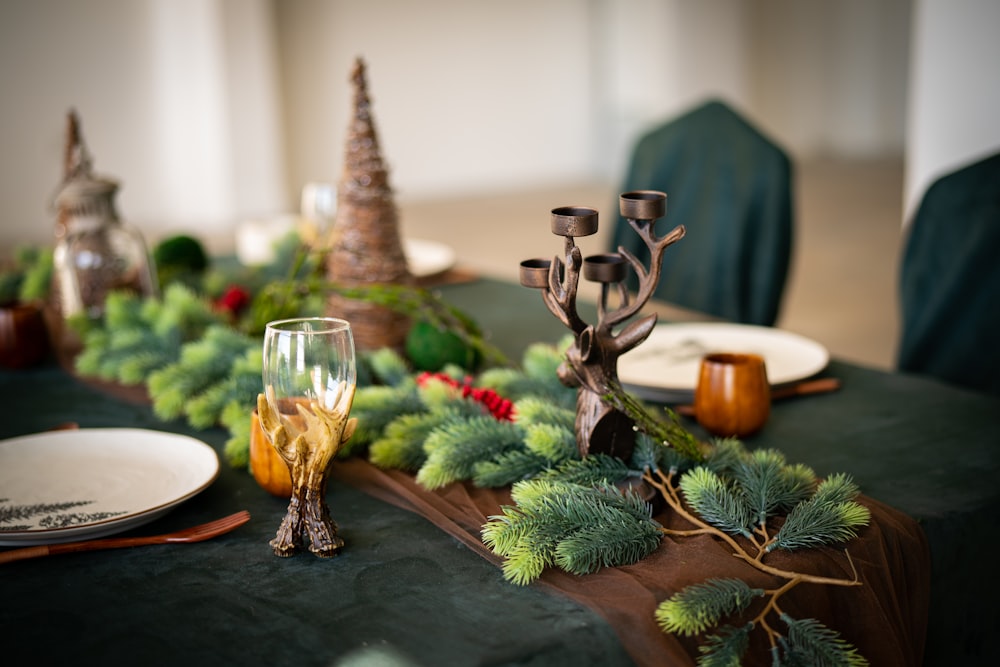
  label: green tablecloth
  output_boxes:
[3,278,999,666]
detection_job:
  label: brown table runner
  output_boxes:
[331,458,930,667]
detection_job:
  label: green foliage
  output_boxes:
[679,467,753,538]
[147,326,255,421]
[73,289,204,383]
[153,234,208,288]
[655,579,763,636]
[510,397,575,430]
[18,246,54,302]
[417,417,525,489]
[369,409,455,472]
[363,347,413,387]
[769,476,870,552]
[482,480,660,585]
[477,341,575,408]
[473,449,550,488]
[0,245,53,304]
[732,449,816,526]
[778,615,869,666]
[405,320,481,372]
[220,399,254,469]
[703,438,748,475]
[535,453,630,486]
[184,347,262,430]
[697,624,753,667]
[521,422,577,462]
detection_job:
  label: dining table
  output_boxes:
[2,276,999,667]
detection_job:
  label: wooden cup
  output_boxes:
[694,353,771,438]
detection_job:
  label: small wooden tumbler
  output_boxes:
[694,353,770,438]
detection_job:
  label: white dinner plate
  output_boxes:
[0,428,219,546]
[618,322,829,402]
[405,238,456,278]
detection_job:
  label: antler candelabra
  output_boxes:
[520,191,685,461]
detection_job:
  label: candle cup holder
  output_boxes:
[519,258,555,289]
[620,190,667,221]
[522,192,685,460]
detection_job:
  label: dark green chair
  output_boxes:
[609,99,794,326]
[897,151,1000,396]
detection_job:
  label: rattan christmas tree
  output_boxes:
[326,58,413,350]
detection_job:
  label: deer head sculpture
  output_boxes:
[520,191,685,461]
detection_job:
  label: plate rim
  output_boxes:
[404,237,456,277]
[0,427,219,545]
[618,321,829,399]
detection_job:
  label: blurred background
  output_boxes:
[1,0,998,368]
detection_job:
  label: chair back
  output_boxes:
[610,99,793,326]
[897,152,1000,395]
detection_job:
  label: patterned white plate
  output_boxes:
[618,322,829,402]
[0,428,219,546]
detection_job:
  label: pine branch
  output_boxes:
[535,453,631,486]
[734,450,816,526]
[416,416,525,489]
[511,397,576,430]
[147,326,254,421]
[703,438,748,476]
[696,623,753,667]
[368,410,454,472]
[769,500,870,552]
[362,347,413,387]
[779,615,869,666]
[554,508,662,574]
[349,383,425,449]
[811,473,862,505]
[655,579,764,636]
[482,480,660,584]
[473,450,551,488]
[521,422,577,463]
[678,467,754,538]
[478,366,576,408]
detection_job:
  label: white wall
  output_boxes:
[1,0,914,253]
[904,0,1000,220]
[0,0,285,251]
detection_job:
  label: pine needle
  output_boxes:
[416,416,524,489]
[780,615,869,666]
[522,422,577,462]
[696,624,753,667]
[769,499,870,552]
[679,467,753,538]
[655,579,764,636]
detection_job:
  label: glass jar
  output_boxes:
[52,174,158,320]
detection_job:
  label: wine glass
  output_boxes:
[259,317,357,558]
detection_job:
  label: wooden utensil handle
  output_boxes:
[0,545,53,564]
[769,377,841,401]
[672,377,841,418]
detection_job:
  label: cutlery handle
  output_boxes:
[0,537,152,564]
[0,545,54,564]
[770,377,841,401]
[673,377,842,418]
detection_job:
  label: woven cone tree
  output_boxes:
[326,58,413,350]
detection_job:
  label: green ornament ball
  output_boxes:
[153,235,209,288]
[405,321,480,372]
